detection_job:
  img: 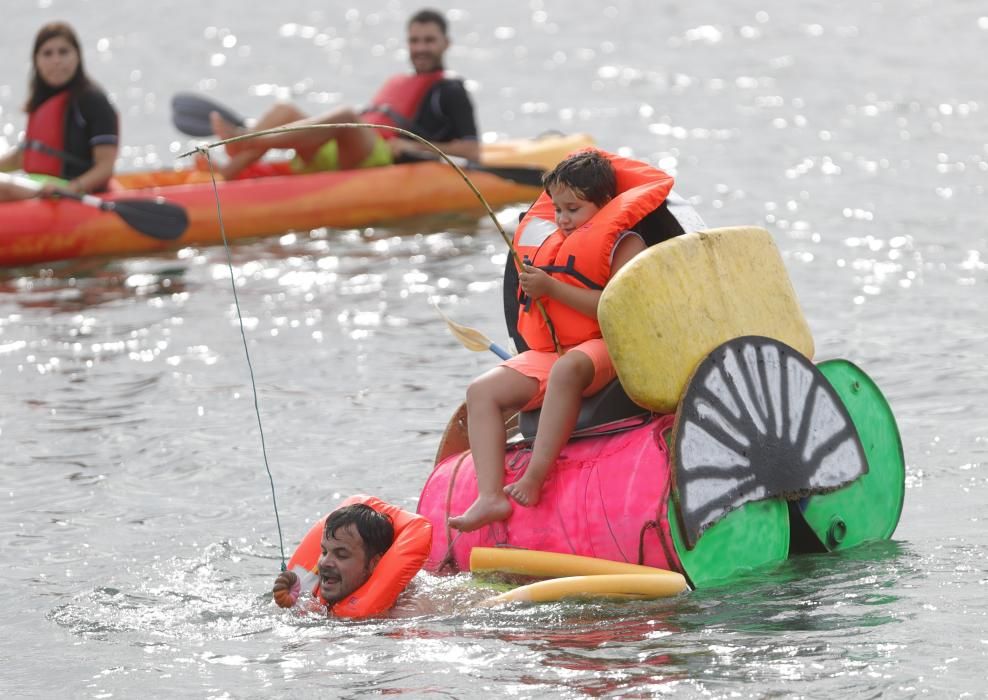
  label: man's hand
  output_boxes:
[272,570,301,608]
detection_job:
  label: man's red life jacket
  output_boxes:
[361,71,446,139]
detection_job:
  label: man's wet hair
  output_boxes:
[542,150,617,208]
[409,8,448,36]
[324,504,395,560]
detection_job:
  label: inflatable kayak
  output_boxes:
[418,216,905,590]
[0,133,592,268]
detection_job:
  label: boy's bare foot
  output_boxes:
[448,494,513,532]
[210,111,248,156]
[504,476,543,507]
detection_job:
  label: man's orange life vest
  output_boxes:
[513,150,675,352]
[361,71,446,139]
[283,495,432,619]
[22,91,71,177]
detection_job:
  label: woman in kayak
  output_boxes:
[0,21,119,202]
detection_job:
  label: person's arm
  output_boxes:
[389,135,479,161]
[519,233,647,319]
[433,79,479,160]
[391,79,480,161]
[432,137,480,162]
[521,265,604,319]
[61,87,119,193]
[0,148,23,173]
[65,143,117,194]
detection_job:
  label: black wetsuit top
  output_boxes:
[60,86,119,180]
[408,78,478,143]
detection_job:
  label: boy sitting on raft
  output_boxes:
[448,150,648,532]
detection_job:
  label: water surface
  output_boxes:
[1,1,986,697]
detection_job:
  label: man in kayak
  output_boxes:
[209,8,478,180]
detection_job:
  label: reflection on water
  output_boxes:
[0,261,191,313]
[676,540,908,634]
[36,533,915,695]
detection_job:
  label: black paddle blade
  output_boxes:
[394,151,545,187]
[480,165,545,187]
[171,91,246,137]
[110,198,190,240]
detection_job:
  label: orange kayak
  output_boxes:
[0,133,592,268]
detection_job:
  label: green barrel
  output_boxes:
[668,496,790,589]
[795,359,905,550]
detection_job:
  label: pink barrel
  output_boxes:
[417,414,683,573]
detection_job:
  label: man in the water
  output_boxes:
[273,503,394,607]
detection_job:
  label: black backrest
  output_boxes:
[518,378,649,440]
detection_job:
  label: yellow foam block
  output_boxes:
[598,226,814,414]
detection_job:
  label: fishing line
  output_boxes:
[181,122,563,575]
[198,148,287,571]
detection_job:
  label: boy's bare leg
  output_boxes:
[504,351,594,507]
[448,367,537,532]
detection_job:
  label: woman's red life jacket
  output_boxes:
[360,71,446,139]
[22,90,71,177]
[513,150,675,351]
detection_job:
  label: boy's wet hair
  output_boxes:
[324,504,395,560]
[542,150,617,208]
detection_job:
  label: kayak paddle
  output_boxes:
[396,150,546,187]
[433,302,512,360]
[169,91,547,186]
[0,173,189,241]
[171,91,247,137]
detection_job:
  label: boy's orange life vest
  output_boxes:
[361,71,446,139]
[285,494,432,619]
[513,150,675,352]
[22,91,71,176]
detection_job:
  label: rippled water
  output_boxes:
[2,1,986,697]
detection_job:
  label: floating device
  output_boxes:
[485,572,688,605]
[470,546,678,578]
